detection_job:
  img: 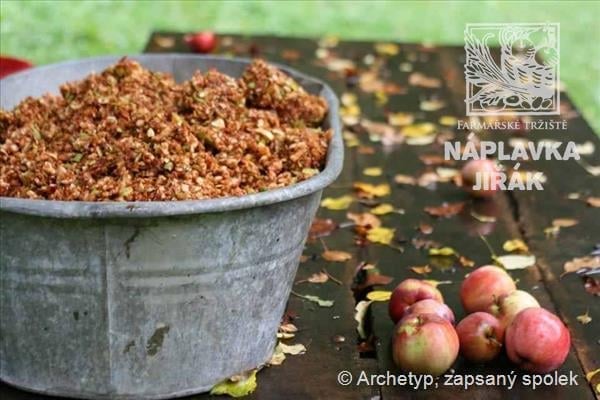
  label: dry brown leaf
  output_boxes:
[347,212,381,228]
[408,72,441,88]
[307,272,329,284]
[309,218,338,240]
[418,222,434,235]
[563,256,600,274]
[458,255,476,268]
[322,250,352,262]
[394,174,417,185]
[586,197,600,207]
[411,265,432,275]
[424,202,465,218]
[552,218,579,228]
[353,182,391,198]
[576,310,592,325]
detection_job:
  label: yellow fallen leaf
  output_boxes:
[394,174,417,185]
[347,212,381,228]
[401,122,436,138]
[367,226,395,245]
[320,195,353,210]
[439,115,457,126]
[495,254,536,270]
[388,112,414,126]
[210,370,257,398]
[278,342,306,355]
[420,98,446,112]
[411,265,432,275]
[577,310,592,325]
[291,291,334,307]
[343,130,360,148]
[353,182,391,197]
[424,279,453,287]
[586,368,600,382]
[375,42,399,56]
[363,167,383,177]
[429,247,457,257]
[355,300,372,339]
[367,290,392,301]
[322,250,352,262]
[503,239,529,253]
[405,135,436,146]
[371,203,395,215]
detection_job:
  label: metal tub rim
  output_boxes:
[0,54,343,219]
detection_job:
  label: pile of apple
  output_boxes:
[389,266,571,376]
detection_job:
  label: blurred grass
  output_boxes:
[1,0,598,132]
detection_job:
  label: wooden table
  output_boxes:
[2,33,598,400]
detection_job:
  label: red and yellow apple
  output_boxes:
[389,279,444,323]
[505,308,571,373]
[460,265,516,313]
[461,159,501,198]
[488,289,540,329]
[456,312,504,363]
[392,313,459,376]
[404,299,455,325]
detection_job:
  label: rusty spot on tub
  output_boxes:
[146,325,170,356]
[124,227,141,259]
[124,340,136,354]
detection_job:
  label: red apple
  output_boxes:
[456,312,504,363]
[505,308,570,373]
[488,289,540,329]
[404,299,455,325]
[389,279,444,323]
[460,265,516,313]
[185,31,217,53]
[461,159,500,198]
[392,313,459,376]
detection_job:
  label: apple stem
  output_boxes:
[478,234,498,258]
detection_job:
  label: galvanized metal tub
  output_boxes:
[0,55,343,399]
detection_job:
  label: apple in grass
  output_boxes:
[456,312,504,363]
[460,265,516,313]
[461,159,500,198]
[404,299,455,325]
[505,308,570,373]
[388,279,444,323]
[392,313,459,376]
[488,289,540,329]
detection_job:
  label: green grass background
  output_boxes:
[1,0,599,132]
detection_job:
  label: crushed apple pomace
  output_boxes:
[0,58,331,201]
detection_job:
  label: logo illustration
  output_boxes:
[464,23,560,116]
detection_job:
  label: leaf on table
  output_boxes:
[418,222,434,235]
[424,202,465,218]
[458,255,476,268]
[586,368,600,383]
[471,211,497,223]
[417,171,441,187]
[412,237,441,250]
[357,145,376,155]
[408,72,441,88]
[269,344,287,365]
[394,174,417,185]
[308,218,338,240]
[411,265,432,275]
[370,203,396,215]
[495,254,536,270]
[320,195,353,210]
[352,263,394,292]
[291,292,334,307]
[502,239,530,253]
[424,279,453,287]
[552,218,579,228]
[439,115,457,127]
[353,182,391,198]
[363,167,383,177]
[400,122,436,138]
[563,256,600,274]
[355,300,372,339]
[366,227,395,245]
[420,98,446,112]
[388,112,414,126]
[278,342,307,355]
[347,212,381,228]
[586,197,600,207]
[210,370,257,398]
[576,141,595,156]
[436,167,460,181]
[374,42,400,56]
[366,290,392,301]
[343,130,360,147]
[576,310,592,325]
[305,271,329,284]
[322,250,352,262]
[429,247,458,257]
